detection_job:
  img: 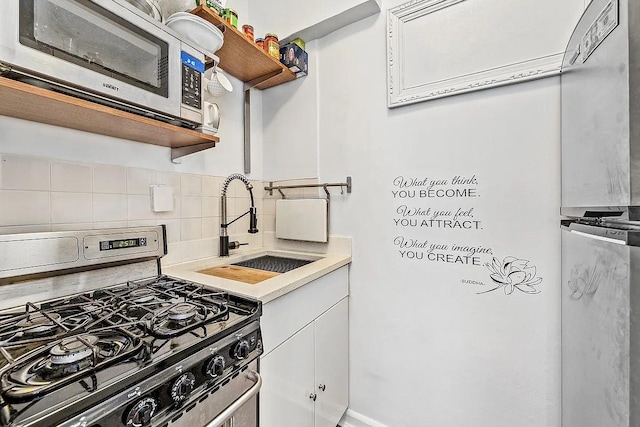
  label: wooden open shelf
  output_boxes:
[191,5,297,90]
[0,76,219,154]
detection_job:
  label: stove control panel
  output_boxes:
[170,372,196,403]
[124,397,158,427]
[64,322,262,427]
[206,355,226,378]
[232,340,250,360]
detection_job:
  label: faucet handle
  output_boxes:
[228,241,248,250]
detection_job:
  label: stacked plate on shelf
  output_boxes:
[165,12,224,54]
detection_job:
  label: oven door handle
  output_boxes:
[204,370,262,427]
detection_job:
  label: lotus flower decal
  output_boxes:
[482,256,542,295]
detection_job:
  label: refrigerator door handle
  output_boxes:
[569,230,626,245]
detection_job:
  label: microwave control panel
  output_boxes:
[181,51,203,110]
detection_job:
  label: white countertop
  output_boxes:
[163,248,351,304]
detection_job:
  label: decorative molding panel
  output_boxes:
[387,0,583,107]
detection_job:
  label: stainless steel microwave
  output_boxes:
[0,0,213,128]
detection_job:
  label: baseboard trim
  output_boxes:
[339,409,389,427]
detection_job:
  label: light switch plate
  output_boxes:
[151,185,174,212]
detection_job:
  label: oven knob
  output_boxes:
[206,355,226,378]
[232,340,250,360]
[125,397,158,427]
[170,372,196,403]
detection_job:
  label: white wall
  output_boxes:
[259,2,568,426]
[261,40,319,181]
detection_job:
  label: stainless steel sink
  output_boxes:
[232,255,313,273]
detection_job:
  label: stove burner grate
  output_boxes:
[2,329,143,399]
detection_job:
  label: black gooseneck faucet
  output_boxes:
[219,173,259,257]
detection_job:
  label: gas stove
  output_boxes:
[0,226,262,427]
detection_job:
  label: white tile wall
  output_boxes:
[0,155,50,191]
[181,218,202,241]
[93,194,127,222]
[0,190,50,226]
[181,174,202,196]
[127,168,156,195]
[51,162,92,193]
[181,196,202,218]
[127,195,154,220]
[51,193,92,224]
[202,176,220,197]
[93,165,126,194]
[202,197,219,218]
[0,154,320,262]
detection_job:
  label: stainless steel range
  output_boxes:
[0,225,262,427]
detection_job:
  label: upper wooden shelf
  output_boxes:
[191,5,297,90]
[0,76,219,159]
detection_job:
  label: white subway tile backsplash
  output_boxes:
[235,197,251,216]
[127,168,156,195]
[262,214,276,232]
[93,194,127,222]
[127,195,154,220]
[263,198,276,216]
[0,190,50,226]
[202,218,219,238]
[51,162,92,193]
[0,154,269,262]
[181,218,202,241]
[93,165,126,194]
[51,193,92,224]
[0,155,50,191]
[202,197,219,218]
[181,174,202,196]
[202,176,220,197]
[181,196,202,218]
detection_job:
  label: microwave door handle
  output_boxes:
[204,370,262,427]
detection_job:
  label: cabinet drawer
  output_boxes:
[261,266,348,355]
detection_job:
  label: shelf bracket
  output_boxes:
[243,70,284,91]
[171,142,216,163]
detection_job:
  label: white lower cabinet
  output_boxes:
[313,297,349,427]
[260,289,349,427]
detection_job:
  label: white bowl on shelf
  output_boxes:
[165,12,224,53]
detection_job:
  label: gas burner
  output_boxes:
[16,313,61,336]
[50,335,98,365]
[81,304,102,313]
[167,303,197,321]
[3,330,143,399]
[129,288,157,303]
[146,302,214,338]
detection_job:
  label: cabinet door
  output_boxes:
[260,323,315,427]
[314,298,349,427]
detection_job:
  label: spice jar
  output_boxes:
[255,38,264,50]
[264,33,279,59]
[242,24,254,42]
[223,8,238,28]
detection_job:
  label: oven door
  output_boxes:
[0,0,182,118]
[171,360,262,427]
